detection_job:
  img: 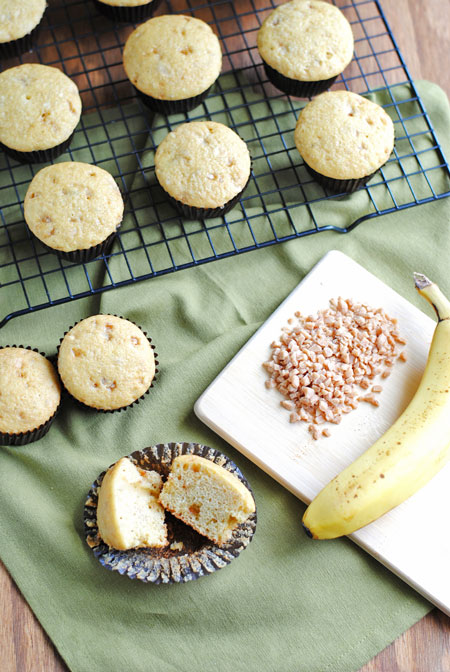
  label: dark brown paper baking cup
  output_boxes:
[0,345,61,447]
[34,227,118,264]
[93,0,162,22]
[0,18,44,59]
[160,174,251,220]
[304,162,378,194]
[84,442,257,584]
[57,315,159,413]
[263,61,338,98]
[0,131,75,165]
[135,84,212,116]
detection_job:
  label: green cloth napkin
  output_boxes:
[0,80,449,672]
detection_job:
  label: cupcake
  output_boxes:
[0,346,61,446]
[0,64,82,164]
[96,457,168,550]
[257,0,354,97]
[94,0,162,23]
[294,91,395,193]
[57,315,157,412]
[24,162,124,263]
[84,442,257,583]
[160,454,256,545]
[155,121,251,219]
[123,15,222,114]
[0,0,47,58]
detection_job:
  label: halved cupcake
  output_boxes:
[84,442,257,583]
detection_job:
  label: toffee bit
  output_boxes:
[264,297,406,439]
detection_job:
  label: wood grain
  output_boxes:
[1,1,449,671]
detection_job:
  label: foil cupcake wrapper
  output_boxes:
[34,227,118,264]
[57,315,159,413]
[263,61,338,98]
[0,19,44,59]
[93,0,163,22]
[83,442,257,584]
[0,131,75,165]
[135,85,212,116]
[304,162,378,194]
[0,345,61,447]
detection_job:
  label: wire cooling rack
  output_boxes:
[0,0,449,327]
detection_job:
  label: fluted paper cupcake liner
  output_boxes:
[35,227,118,264]
[263,60,338,98]
[0,131,75,165]
[93,0,163,23]
[135,84,213,116]
[57,315,159,413]
[84,442,257,584]
[304,162,378,194]
[159,173,251,221]
[0,345,61,446]
[0,19,44,59]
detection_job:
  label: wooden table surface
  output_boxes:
[1,1,450,671]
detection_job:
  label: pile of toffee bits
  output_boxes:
[263,297,407,440]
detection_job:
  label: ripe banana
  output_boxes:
[302,273,450,539]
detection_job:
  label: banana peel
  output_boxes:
[302,273,450,540]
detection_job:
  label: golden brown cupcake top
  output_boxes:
[58,315,155,411]
[24,162,124,253]
[0,0,46,43]
[0,64,81,152]
[0,348,60,434]
[155,121,251,209]
[294,91,395,179]
[123,15,222,101]
[257,0,354,81]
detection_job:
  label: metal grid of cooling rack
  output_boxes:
[0,0,449,327]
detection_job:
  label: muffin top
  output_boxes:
[257,0,354,81]
[155,121,251,209]
[0,347,61,434]
[0,64,82,153]
[57,315,156,411]
[123,15,222,101]
[98,0,154,5]
[24,162,124,253]
[294,91,395,179]
[0,0,46,43]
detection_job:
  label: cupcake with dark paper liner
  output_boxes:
[123,14,222,115]
[294,91,395,193]
[257,0,354,98]
[0,0,47,58]
[24,162,124,263]
[0,346,61,446]
[0,64,82,164]
[84,442,257,584]
[155,121,251,219]
[57,315,158,413]
[94,0,163,23]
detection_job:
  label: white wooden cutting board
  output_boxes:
[194,250,450,615]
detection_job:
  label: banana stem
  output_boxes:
[414,273,450,321]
